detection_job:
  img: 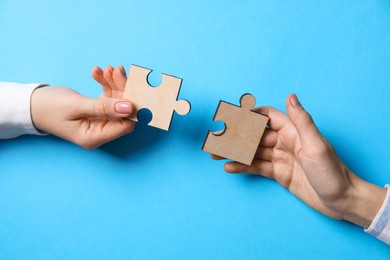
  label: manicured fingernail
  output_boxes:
[115,101,132,114]
[289,94,301,107]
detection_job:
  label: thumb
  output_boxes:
[286,94,322,147]
[80,97,134,118]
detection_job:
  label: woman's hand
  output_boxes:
[212,94,386,228]
[31,65,134,149]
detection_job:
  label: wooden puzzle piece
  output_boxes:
[202,94,269,165]
[123,65,191,131]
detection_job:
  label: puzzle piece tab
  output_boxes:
[202,94,269,165]
[123,65,191,131]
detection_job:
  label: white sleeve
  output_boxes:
[0,82,49,139]
[365,185,390,245]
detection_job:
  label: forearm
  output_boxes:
[343,174,387,228]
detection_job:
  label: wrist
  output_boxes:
[30,86,48,132]
[342,174,387,228]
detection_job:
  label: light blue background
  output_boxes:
[1,0,390,259]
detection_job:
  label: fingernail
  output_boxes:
[289,94,301,107]
[119,65,125,74]
[115,101,132,114]
[105,66,114,73]
[94,66,103,74]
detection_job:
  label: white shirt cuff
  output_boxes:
[365,184,390,245]
[0,82,49,139]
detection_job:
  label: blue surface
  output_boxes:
[1,0,390,258]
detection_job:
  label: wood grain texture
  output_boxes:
[123,65,191,131]
[202,94,269,165]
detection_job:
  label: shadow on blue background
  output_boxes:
[99,104,211,160]
[1,0,390,259]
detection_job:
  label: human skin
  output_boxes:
[212,94,386,228]
[31,65,134,149]
[32,64,385,227]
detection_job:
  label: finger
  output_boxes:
[253,106,290,131]
[103,65,119,90]
[83,119,135,149]
[285,94,323,148]
[92,66,112,97]
[224,159,274,178]
[101,119,135,141]
[112,65,127,92]
[255,147,273,161]
[79,97,134,118]
[260,128,278,147]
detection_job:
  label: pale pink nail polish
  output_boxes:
[115,101,132,114]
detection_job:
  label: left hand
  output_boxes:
[31,65,134,149]
[211,94,386,227]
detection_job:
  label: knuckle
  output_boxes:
[302,111,315,126]
[94,101,108,117]
[308,140,332,157]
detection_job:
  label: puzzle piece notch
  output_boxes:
[174,99,191,115]
[202,93,269,165]
[208,94,257,136]
[209,120,226,136]
[123,65,191,131]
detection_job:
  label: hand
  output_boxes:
[212,94,386,228]
[31,65,134,149]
